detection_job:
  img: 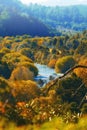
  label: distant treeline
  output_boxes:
[0,0,87,36]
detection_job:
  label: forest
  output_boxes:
[0,30,87,129]
[0,0,87,129]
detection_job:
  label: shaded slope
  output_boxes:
[0,0,50,36]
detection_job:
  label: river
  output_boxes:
[34,63,63,87]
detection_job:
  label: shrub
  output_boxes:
[0,77,14,104]
[2,52,33,74]
[2,52,33,65]
[81,103,87,114]
[74,55,87,86]
[0,48,10,59]
[10,80,40,102]
[10,66,34,80]
[17,62,38,76]
[55,56,75,73]
[56,74,84,104]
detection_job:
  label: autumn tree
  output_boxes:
[0,48,10,59]
[9,80,40,102]
[74,55,87,86]
[55,56,75,73]
[48,59,57,68]
[10,66,34,81]
[2,52,33,67]
[17,62,38,76]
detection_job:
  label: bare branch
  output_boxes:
[79,92,87,108]
[44,65,87,95]
[59,65,87,79]
[72,82,85,97]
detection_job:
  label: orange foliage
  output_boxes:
[16,102,25,107]
[37,38,44,46]
[9,80,40,102]
[0,102,5,114]
[74,56,87,85]
[48,59,57,68]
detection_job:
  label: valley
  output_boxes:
[0,0,87,130]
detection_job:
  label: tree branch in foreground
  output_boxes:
[44,65,87,95]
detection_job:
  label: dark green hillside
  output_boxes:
[0,0,87,36]
[1,12,50,36]
[0,0,50,36]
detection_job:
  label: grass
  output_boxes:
[0,115,87,130]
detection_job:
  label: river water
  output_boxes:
[35,63,56,77]
[34,63,63,86]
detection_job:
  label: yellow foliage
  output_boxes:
[0,48,11,59]
[9,80,40,101]
[37,38,44,46]
[1,52,33,73]
[0,115,87,130]
[2,52,33,63]
[0,47,10,53]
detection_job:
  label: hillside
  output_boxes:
[0,0,50,36]
[0,0,87,36]
[27,4,87,32]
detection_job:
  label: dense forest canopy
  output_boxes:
[0,30,87,129]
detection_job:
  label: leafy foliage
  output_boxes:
[55,56,75,73]
[74,55,87,86]
[10,66,34,80]
[56,74,86,104]
[9,80,40,102]
[0,31,86,127]
[0,77,15,104]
